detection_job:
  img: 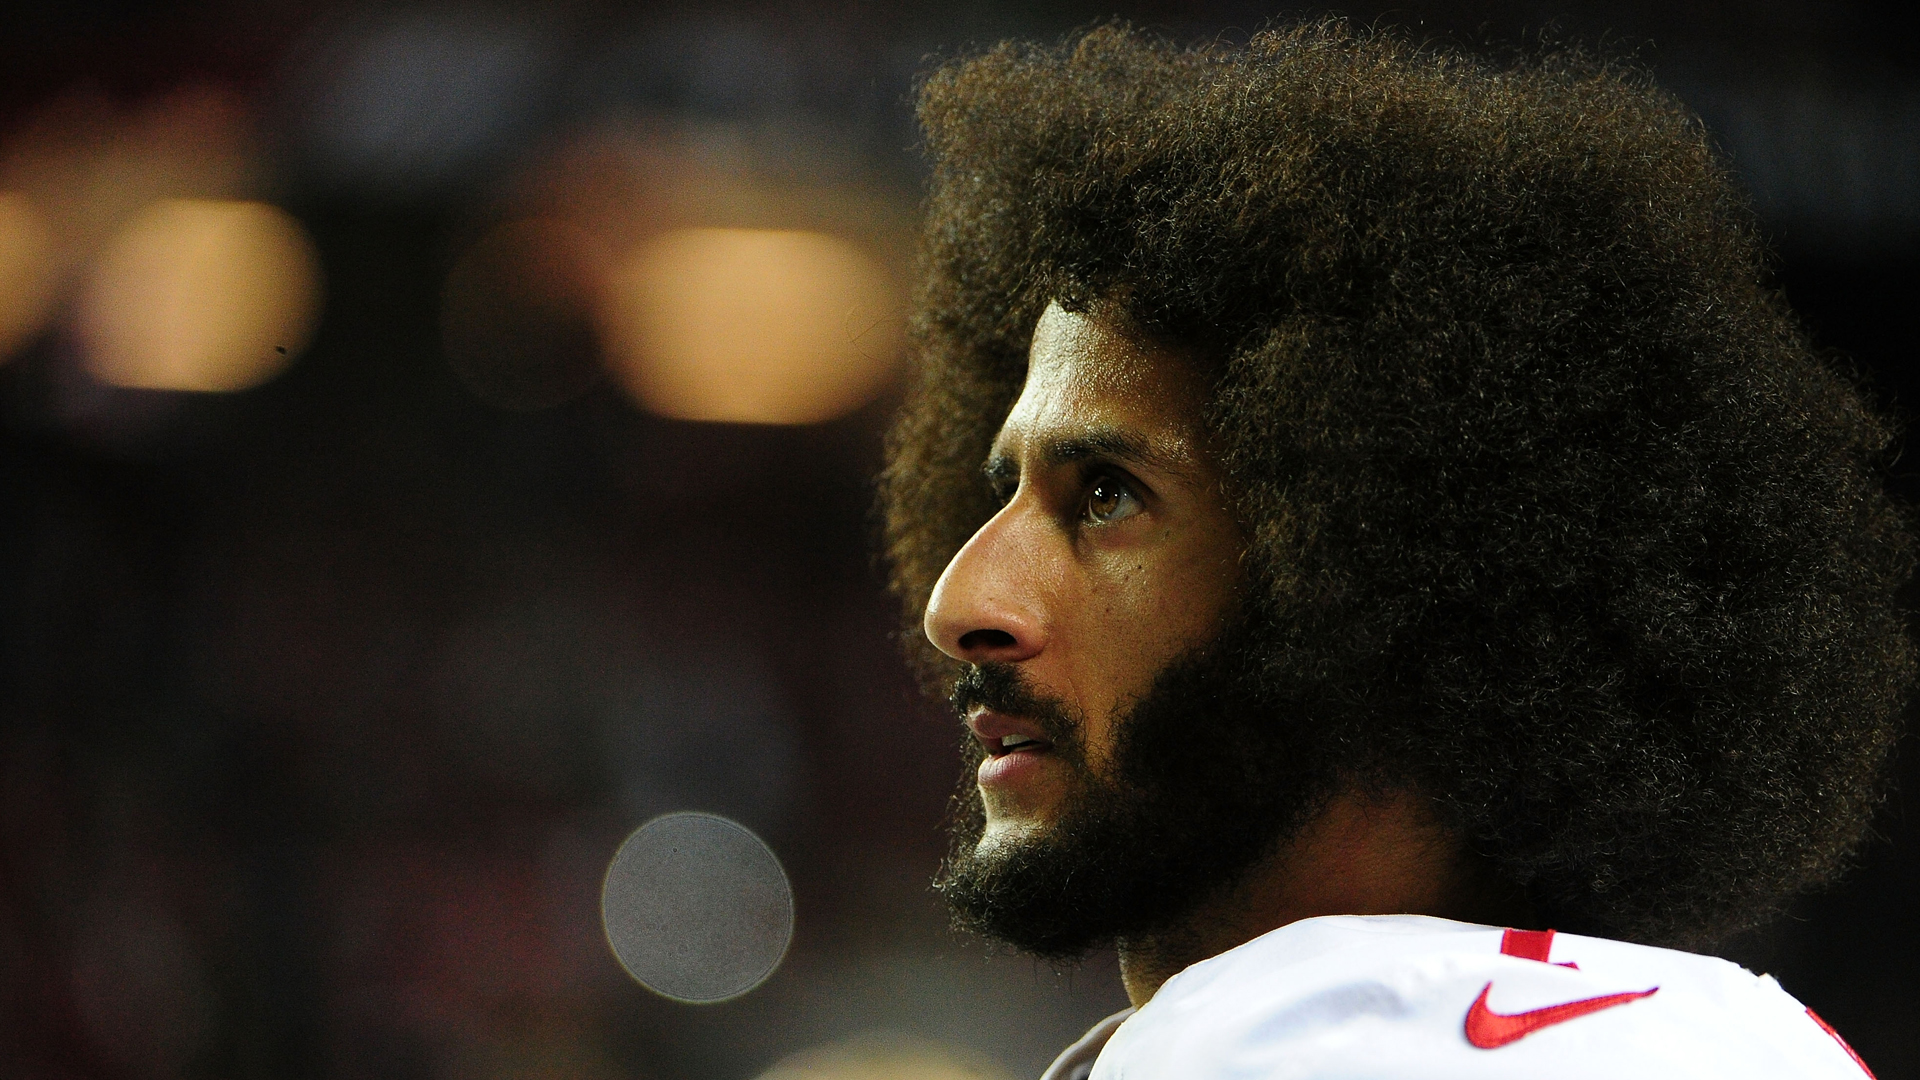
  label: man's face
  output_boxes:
[923,302,1244,850]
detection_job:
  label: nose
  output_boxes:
[923,505,1049,664]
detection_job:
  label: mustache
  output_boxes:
[948,662,1082,748]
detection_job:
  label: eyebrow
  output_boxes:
[984,427,1188,483]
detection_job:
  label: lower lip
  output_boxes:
[977,747,1053,788]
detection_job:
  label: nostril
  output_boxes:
[957,628,1017,652]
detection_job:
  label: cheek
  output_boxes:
[1057,554,1218,702]
[1096,547,1231,645]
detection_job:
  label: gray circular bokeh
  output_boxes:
[601,811,794,1003]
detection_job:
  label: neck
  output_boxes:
[1115,788,1531,1007]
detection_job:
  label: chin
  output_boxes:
[976,816,1047,853]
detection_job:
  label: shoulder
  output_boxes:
[1091,915,1874,1080]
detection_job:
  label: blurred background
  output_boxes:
[0,1,1914,1078]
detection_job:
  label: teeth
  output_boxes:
[1001,734,1037,748]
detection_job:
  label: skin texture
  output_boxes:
[924,304,1241,845]
[924,304,1516,1004]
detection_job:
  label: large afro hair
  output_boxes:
[879,20,1916,948]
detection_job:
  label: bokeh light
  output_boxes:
[75,198,322,392]
[0,193,59,361]
[600,812,794,1004]
[598,227,902,424]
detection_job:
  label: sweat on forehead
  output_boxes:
[988,304,1212,480]
[1028,302,1175,387]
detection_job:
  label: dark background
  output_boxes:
[0,2,1915,1078]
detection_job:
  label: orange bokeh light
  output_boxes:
[76,199,323,392]
[0,193,60,361]
[597,227,902,425]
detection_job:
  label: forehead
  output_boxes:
[994,303,1209,456]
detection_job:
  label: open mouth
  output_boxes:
[967,708,1057,764]
[986,732,1053,757]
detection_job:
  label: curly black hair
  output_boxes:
[880,20,1917,948]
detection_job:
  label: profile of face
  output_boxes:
[925,304,1336,957]
[924,301,1244,837]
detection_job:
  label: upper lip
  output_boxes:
[966,709,1054,755]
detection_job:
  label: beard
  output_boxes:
[933,610,1341,960]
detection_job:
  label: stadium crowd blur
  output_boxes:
[1,1,1916,1078]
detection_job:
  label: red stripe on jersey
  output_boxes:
[1500,927,1556,962]
[1807,1008,1877,1079]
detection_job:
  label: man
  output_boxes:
[878,21,1915,1080]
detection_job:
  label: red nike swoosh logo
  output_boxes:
[1464,982,1658,1049]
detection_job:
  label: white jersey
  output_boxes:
[1043,915,1875,1080]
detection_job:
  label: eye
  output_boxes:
[1083,474,1143,525]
